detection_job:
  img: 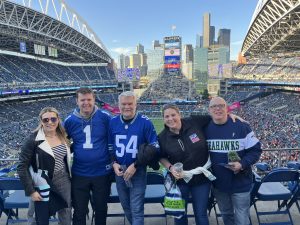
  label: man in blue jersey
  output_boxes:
[64,87,111,225]
[109,91,159,225]
[205,97,262,225]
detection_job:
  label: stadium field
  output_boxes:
[151,118,164,133]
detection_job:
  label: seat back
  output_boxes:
[262,169,299,184]
[0,178,24,191]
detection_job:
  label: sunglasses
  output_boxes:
[41,117,58,124]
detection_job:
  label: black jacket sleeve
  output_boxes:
[190,115,211,127]
[17,135,36,196]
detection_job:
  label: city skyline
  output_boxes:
[64,0,258,62]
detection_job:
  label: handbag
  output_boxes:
[163,172,186,219]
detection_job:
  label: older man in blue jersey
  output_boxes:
[109,91,159,225]
[205,96,262,225]
[64,87,112,225]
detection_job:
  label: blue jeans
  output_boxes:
[115,167,147,225]
[175,182,211,225]
[213,188,250,225]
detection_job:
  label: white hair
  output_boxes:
[118,91,136,103]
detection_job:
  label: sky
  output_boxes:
[16,0,259,62]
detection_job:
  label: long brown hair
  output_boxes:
[34,107,69,145]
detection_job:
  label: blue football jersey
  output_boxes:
[64,108,112,177]
[109,113,159,167]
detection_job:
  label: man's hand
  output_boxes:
[228,161,242,173]
[113,162,123,176]
[123,163,136,181]
[31,191,42,201]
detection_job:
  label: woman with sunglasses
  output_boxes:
[18,107,72,225]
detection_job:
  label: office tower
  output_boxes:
[124,55,130,68]
[196,34,203,48]
[118,54,125,69]
[210,26,215,45]
[136,43,144,54]
[153,40,160,49]
[183,44,193,63]
[203,13,211,48]
[218,29,231,47]
[129,54,141,68]
[147,48,164,79]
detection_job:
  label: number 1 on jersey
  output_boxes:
[83,125,93,149]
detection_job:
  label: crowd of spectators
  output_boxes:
[0,54,117,91]
[234,57,300,83]
[225,91,300,168]
[139,74,199,101]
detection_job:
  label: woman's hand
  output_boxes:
[169,166,183,180]
[30,191,42,201]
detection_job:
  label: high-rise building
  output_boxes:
[210,26,215,45]
[218,29,231,47]
[129,54,141,68]
[124,55,130,68]
[118,54,125,69]
[153,40,161,49]
[146,48,164,79]
[203,13,211,48]
[136,43,144,54]
[193,47,208,92]
[196,34,203,48]
[140,53,147,66]
[183,44,193,63]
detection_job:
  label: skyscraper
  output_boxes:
[136,43,144,54]
[196,34,203,48]
[203,13,211,48]
[118,54,125,69]
[218,29,231,47]
[153,40,160,49]
[183,44,193,63]
[210,26,215,45]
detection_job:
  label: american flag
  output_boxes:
[189,133,200,143]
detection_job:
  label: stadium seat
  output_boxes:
[0,177,29,225]
[250,168,299,225]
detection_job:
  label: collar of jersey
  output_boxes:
[120,112,138,125]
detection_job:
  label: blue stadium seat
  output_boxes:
[251,168,299,225]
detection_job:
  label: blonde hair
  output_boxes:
[34,107,69,145]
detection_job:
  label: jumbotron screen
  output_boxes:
[117,68,141,81]
[164,36,181,75]
[208,63,232,78]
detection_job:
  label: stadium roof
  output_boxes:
[0,0,111,63]
[242,0,300,56]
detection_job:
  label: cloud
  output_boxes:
[111,47,135,55]
[231,40,243,46]
[112,39,120,43]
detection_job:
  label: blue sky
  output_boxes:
[40,0,259,62]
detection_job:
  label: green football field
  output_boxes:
[151,118,164,133]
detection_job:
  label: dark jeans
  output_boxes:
[175,182,211,225]
[71,174,111,225]
[115,167,147,225]
[34,201,49,225]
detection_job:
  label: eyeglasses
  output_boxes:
[209,104,226,109]
[41,117,58,124]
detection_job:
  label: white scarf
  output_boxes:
[182,157,216,183]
